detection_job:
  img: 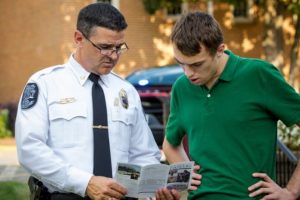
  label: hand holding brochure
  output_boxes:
[115,161,194,198]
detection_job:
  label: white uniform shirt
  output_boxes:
[15,55,161,196]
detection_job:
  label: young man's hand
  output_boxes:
[189,164,201,191]
[248,173,297,200]
[155,188,180,200]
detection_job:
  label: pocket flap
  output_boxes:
[49,101,87,121]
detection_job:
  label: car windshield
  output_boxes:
[126,64,183,86]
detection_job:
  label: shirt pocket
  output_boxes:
[48,101,88,148]
[110,107,136,152]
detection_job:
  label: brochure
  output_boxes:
[115,161,194,198]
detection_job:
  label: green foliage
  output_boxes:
[143,0,162,14]
[284,0,300,15]
[142,0,200,14]
[278,120,300,151]
[0,181,29,200]
[221,0,300,15]
[0,109,13,138]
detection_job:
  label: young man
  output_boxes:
[15,3,181,200]
[163,11,300,200]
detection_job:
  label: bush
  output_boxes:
[0,109,13,138]
[0,102,17,136]
[278,120,300,151]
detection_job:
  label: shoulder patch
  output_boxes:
[21,83,39,109]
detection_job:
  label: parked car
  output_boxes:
[125,64,183,147]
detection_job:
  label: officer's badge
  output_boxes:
[21,83,39,109]
[119,89,128,109]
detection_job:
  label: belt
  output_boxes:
[49,192,137,200]
[50,192,90,200]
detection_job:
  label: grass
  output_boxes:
[0,181,29,200]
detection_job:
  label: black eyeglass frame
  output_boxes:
[81,32,129,56]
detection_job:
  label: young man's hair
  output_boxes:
[77,3,128,38]
[171,12,223,56]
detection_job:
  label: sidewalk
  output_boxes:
[0,138,29,183]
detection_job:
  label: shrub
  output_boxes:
[0,109,13,138]
[0,102,17,136]
[278,120,300,151]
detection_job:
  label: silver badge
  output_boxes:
[119,89,128,109]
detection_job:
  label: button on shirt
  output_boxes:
[15,55,161,196]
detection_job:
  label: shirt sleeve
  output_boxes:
[15,78,92,197]
[260,64,300,126]
[165,81,186,146]
[128,88,161,165]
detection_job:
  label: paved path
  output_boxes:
[0,144,29,183]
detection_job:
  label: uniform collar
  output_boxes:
[219,50,239,82]
[99,74,110,88]
[67,54,110,87]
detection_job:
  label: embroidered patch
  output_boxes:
[119,89,128,109]
[21,83,39,109]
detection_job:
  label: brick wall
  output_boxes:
[0,0,292,103]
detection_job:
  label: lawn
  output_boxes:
[0,181,29,200]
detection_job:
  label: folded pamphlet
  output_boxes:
[115,161,194,198]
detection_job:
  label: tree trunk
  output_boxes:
[289,15,300,88]
[262,0,285,71]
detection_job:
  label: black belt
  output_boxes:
[49,192,137,200]
[50,192,90,200]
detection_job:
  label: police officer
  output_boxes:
[15,3,182,200]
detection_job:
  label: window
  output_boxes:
[164,2,188,20]
[96,0,111,3]
[232,0,254,23]
[96,0,119,9]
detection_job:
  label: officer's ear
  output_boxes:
[74,30,84,47]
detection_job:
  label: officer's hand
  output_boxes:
[189,164,201,191]
[86,176,127,200]
[155,188,180,200]
[248,173,297,200]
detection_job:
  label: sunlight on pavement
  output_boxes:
[0,145,19,166]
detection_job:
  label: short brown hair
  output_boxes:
[171,12,223,56]
[77,3,127,39]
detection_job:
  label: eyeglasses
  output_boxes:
[81,32,129,56]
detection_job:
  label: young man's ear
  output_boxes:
[217,43,225,57]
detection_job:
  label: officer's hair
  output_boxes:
[77,3,128,38]
[171,11,223,56]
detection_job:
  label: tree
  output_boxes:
[142,0,300,89]
[284,0,300,86]
[221,0,300,88]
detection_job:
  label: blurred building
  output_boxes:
[0,0,292,103]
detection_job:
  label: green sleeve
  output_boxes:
[261,64,300,126]
[166,80,185,146]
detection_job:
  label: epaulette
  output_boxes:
[110,71,125,80]
[30,65,65,82]
[110,71,134,86]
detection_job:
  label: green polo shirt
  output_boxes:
[166,50,300,200]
